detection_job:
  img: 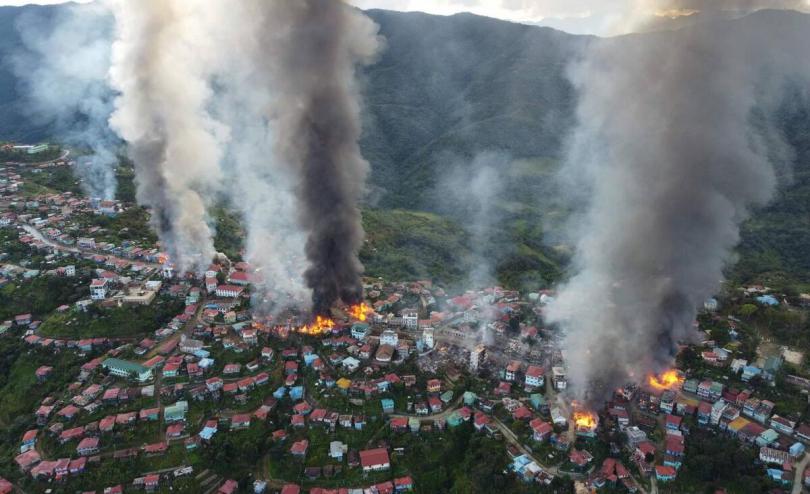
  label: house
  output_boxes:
[329,441,347,460]
[655,465,677,482]
[21,429,37,452]
[380,329,399,346]
[231,414,251,430]
[530,418,552,442]
[90,278,108,300]
[394,476,414,492]
[290,439,309,457]
[351,323,370,340]
[770,415,796,435]
[760,447,791,465]
[525,365,545,388]
[427,378,442,393]
[216,285,244,298]
[76,437,99,456]
[569,449,593,468]
[143,442,168,456]
[15,449,41,472]
[552,367,567,390]
[360,447,390,471]
[505,361,521,381]
[166,423,184,438]
[219,479,239,494]
[144,473,160,491]
[35,366,53,381]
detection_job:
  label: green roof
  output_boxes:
[102,358,149,375]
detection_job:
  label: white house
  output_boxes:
[525,365,545,388]
[380,329,398,347]
[90,278,108,300]
[422,327,434,349]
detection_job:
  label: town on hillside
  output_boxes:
[2,149,810,494]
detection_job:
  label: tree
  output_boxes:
[739,303,758,319]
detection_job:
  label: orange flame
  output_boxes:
[647,369,684,391]
[573,410,598,430]
[348,303,371,322]
[298,315,335,335]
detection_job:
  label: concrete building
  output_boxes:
[380,329,398,347]
[90,278,108,300]
[102,358,152,382]
[422,327,434,349]
[552,367,567,391]
[469,345,486,373]
[402,311,418,330]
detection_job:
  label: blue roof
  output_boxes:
[756,295,779,306]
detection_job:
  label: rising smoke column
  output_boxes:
[266,0,383,316]
[11,3,118,200]
[546,2,810,403]
[107,0,228,274]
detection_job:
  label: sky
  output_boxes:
[1,0,809,35]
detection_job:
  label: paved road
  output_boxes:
[792,453,809,494]
[21,223,163,269]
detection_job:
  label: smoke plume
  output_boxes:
[436,151,509,289]
[11,3,118,200]
[262,0,383,316]
[209,20,311,311]
[546,3,810,403]
[107,0,228,274]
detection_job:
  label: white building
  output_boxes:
[161,264,174,279]
[525,365,545,388]
[552,367,567,391]
[65,265,76,277]
[90,278,108,300]
[102,358,153,382]
[469,345,486,373]
[422,327,434,349]
[215,285,244,298]
[329,441,347,460]
[710,400,728,425]
[380,329,398,347]
[402,311,418,330]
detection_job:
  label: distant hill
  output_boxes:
[0,6,809,289]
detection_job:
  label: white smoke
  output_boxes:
[11,2,118,200]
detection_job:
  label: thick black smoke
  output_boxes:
[547,4,810,404]
[268,1,382,316]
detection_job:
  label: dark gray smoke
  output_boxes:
[546,4,810,403]
[11,3,119,200]
[266,1,383,316]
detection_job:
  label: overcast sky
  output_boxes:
[1,0,808,35]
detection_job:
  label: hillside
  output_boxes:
[0,7,809,289]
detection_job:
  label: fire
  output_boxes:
[298,315,335,335]
[573,411,598,430]
[348,303,371,321]
[647,369,684,391]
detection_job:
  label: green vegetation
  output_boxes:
[0,274,89,320]
[0,336,85,481]
[37,296,184,339]
[659,430,770,494]
[212,205,244,261]
[73,207,157,245]
[361,208,471,284]
[20,164,83,195]
[0,144,62,163]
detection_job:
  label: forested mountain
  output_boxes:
[1,5,809,289]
